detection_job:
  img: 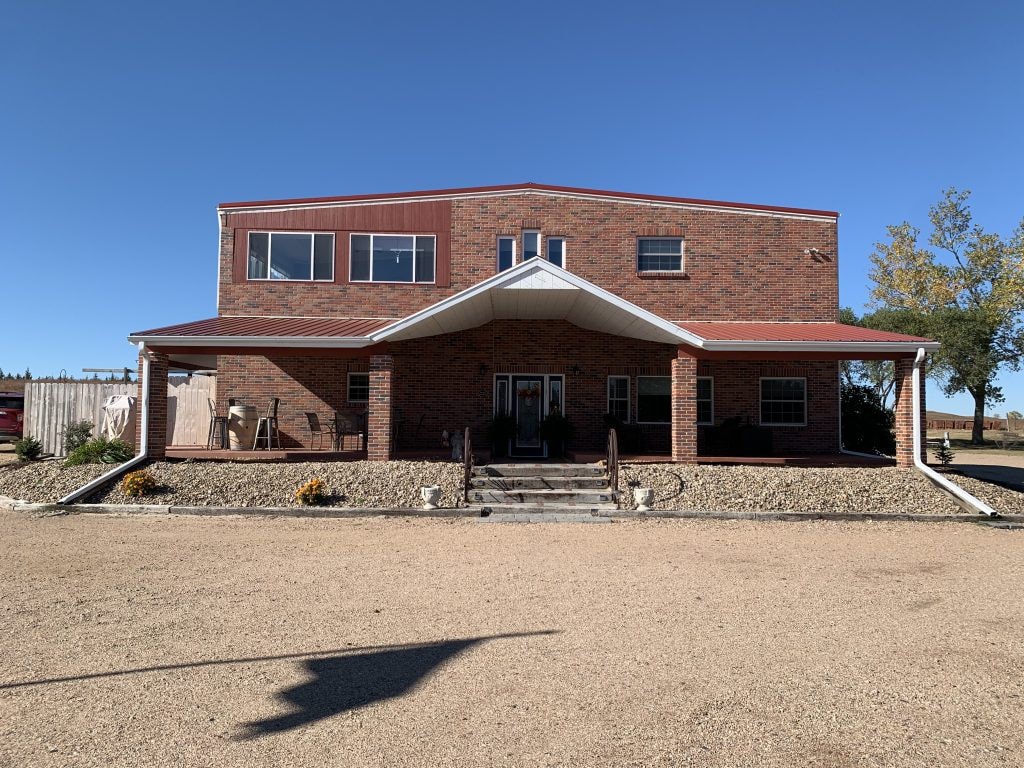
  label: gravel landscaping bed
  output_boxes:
[0,460,112,503]
[620,464,974,515]
[90,459,465,508]
[943,471,1024,514]
[1,514,1020,767]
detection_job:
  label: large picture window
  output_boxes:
[760,377,806,426]
[637,237,684,272]
[350,234,435,283]
[697,377,714,425]
[637,376,671,424]
[248,232,335,281]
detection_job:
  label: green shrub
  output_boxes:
[841,384,896,455]
[14,436,43,462]
[934,444,955,466]
[62,420,93,454]
[65,437,134,466]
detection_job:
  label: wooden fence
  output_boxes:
[24,377,215,456]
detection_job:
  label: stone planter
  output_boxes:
[420,485,442,510]
[633,487,654,512]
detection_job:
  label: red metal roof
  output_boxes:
[130,316,395,338]
[677,322,932,344]
[219,182,838,218]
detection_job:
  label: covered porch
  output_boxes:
[128,259,937,467]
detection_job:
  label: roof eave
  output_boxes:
[126,335,375,348]
[700,340,940,353]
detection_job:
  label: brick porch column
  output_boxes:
[367,353,394,461]
[893,355,926,467]
[671,348,698,463]
[135,349,168,459]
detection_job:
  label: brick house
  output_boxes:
[128,183,936,465]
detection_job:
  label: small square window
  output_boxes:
[497,236,516,272]
[523,230,540,259]
[760,378,806,426]
[637,237,684,272]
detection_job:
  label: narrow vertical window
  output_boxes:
[607,376,630,422]
[547,237,565,268]
[497,236,516,272]
[523,230,540,259]
[696,377,714,425]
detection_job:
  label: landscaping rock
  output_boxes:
[0,460,111,504]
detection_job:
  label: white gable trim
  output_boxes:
[370,259,705,346]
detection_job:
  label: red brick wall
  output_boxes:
[218,193,838,322]
[135,350,169,459]
[671,352,698,461]
[216,354,369,449]
[696,358,840,454]
[214,322,841,455]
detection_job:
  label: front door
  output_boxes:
[511,376,544,456]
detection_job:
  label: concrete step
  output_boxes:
[474,463,605,478]
[477,512,611,524]
[468,488,615,505]
[470,476,608,490]
[473,503,618,515]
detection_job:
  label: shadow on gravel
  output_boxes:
[237,630,558,739]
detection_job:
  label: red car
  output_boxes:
[0,392,24,442]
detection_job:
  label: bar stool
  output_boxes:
[253,398,281,450]
[206,398,228,450]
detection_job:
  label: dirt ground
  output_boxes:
[1,514,1021,767]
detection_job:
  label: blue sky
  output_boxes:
[2,1,1021,415]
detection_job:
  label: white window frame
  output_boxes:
[636,236,685,274]
[759,376,807,427]
[497,235,517,272]
[522,229,541,260]
[247,231,335,282]
[636,375,672,425]
[696,376,714,425]
[347,372,370,403]
[546,236,566,269]
[348,233,437,284]
[607,376,630,423]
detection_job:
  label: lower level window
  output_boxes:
[607,376,629,422]
[760,377,806,426]
[348,372,369,402]
[637,376,671,424]
[697,377,713,425]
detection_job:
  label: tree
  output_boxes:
[869,188,1024,444]
[1008,410,1023,432]
[841,383,896,455]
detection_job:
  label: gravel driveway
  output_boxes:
[0,513,1020,767]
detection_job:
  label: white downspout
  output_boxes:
[57,343,152,505]
[911,347,998,517]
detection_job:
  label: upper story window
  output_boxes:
[523,230,541,259]
[497,236,516,273]
[637,237,684,273]
[248,232,335,281]
[547,236,565,268]
[350,234,435,284]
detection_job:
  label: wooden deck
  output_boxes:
[569,451,894,467]
[163,446,466,462]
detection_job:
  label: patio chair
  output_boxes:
[253,398,281,450]
[207,399,229,450]
[305,412,335,451]
[332,411,365,451]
